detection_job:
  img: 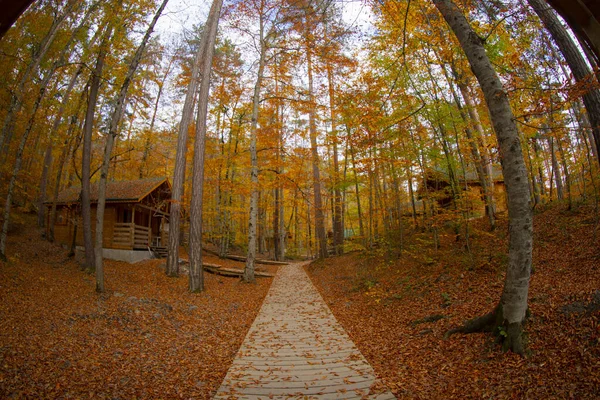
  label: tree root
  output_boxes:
[444,309,496,339]
[444,305,527,355]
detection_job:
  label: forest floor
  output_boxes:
[0,213,277,399]
[1,202,599,399]
[307,201,600,399]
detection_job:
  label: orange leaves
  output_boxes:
[0,213,275,399]
[306,202,600,399]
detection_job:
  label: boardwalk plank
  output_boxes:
[213,262,394,399]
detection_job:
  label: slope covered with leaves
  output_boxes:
[0,213,274,399]
[307,202,600,399]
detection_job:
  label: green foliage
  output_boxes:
[441,292,451,307]
[496,325,508,338]
[351,276,378,292]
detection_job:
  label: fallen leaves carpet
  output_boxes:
[0,216,274,399]
[306,203,600,399]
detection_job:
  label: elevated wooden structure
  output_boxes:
[46,177,171,262]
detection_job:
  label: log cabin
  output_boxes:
[420,165,507,215]
[46,177,171,263]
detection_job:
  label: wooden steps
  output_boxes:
[201,247,290,265]
[203,263,274,278]
[150,246,168,258]
[224,254,289,265]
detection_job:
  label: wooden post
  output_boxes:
[131,206,136,249]
[148,210,152,246]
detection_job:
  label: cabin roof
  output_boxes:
[427,164,504,184]
[50,177,171,205]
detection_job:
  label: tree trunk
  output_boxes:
[548,135,564,200]
[37,58,87,229]
[528,0,600,166]
[94,0,168,292]
[0,47,65,255]
[306,40,328,259]
[556,136,573,208]
[0,0,78,159]
[36,3,100,229]
[0,106,43,259]
[572,99,599,160]
[348,133,365,245]
[451,76,496,229]
[244,7,268,283]
[140,56,175,178]
[81,29,111,273]
[166,7,211,278]
[273,102,284,261]
[326,53,344,256]
[434,0,533,355]
[188,0,222,292]
[49,94,86,242]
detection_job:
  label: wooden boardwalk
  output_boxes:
[214,262,395,399]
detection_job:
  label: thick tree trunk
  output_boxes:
[528,0,600,166]
[306,42,328,259]
[166,8,209,278]
[81,30,111,273]
[188,0,222,292]
[434,0,533,355]
[94,0,168,292]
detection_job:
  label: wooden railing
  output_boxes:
[134,225,150,249]
[114,223,134,248]
[113,223,151,249]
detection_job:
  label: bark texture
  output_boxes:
[306,28,328,259]
[94,0,168,292]
[188,0,222,292]
[529,0,600,165]
[81,30,111,272]
[166,11,208,278]
[244,10,267,284]
[433,0,533,354]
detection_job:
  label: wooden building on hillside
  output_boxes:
[46,177,171,263]
[420,165,507,214]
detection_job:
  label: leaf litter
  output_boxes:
[0,213,275,399]
[306,202,600,399]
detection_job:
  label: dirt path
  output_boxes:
[214,262,394,399]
